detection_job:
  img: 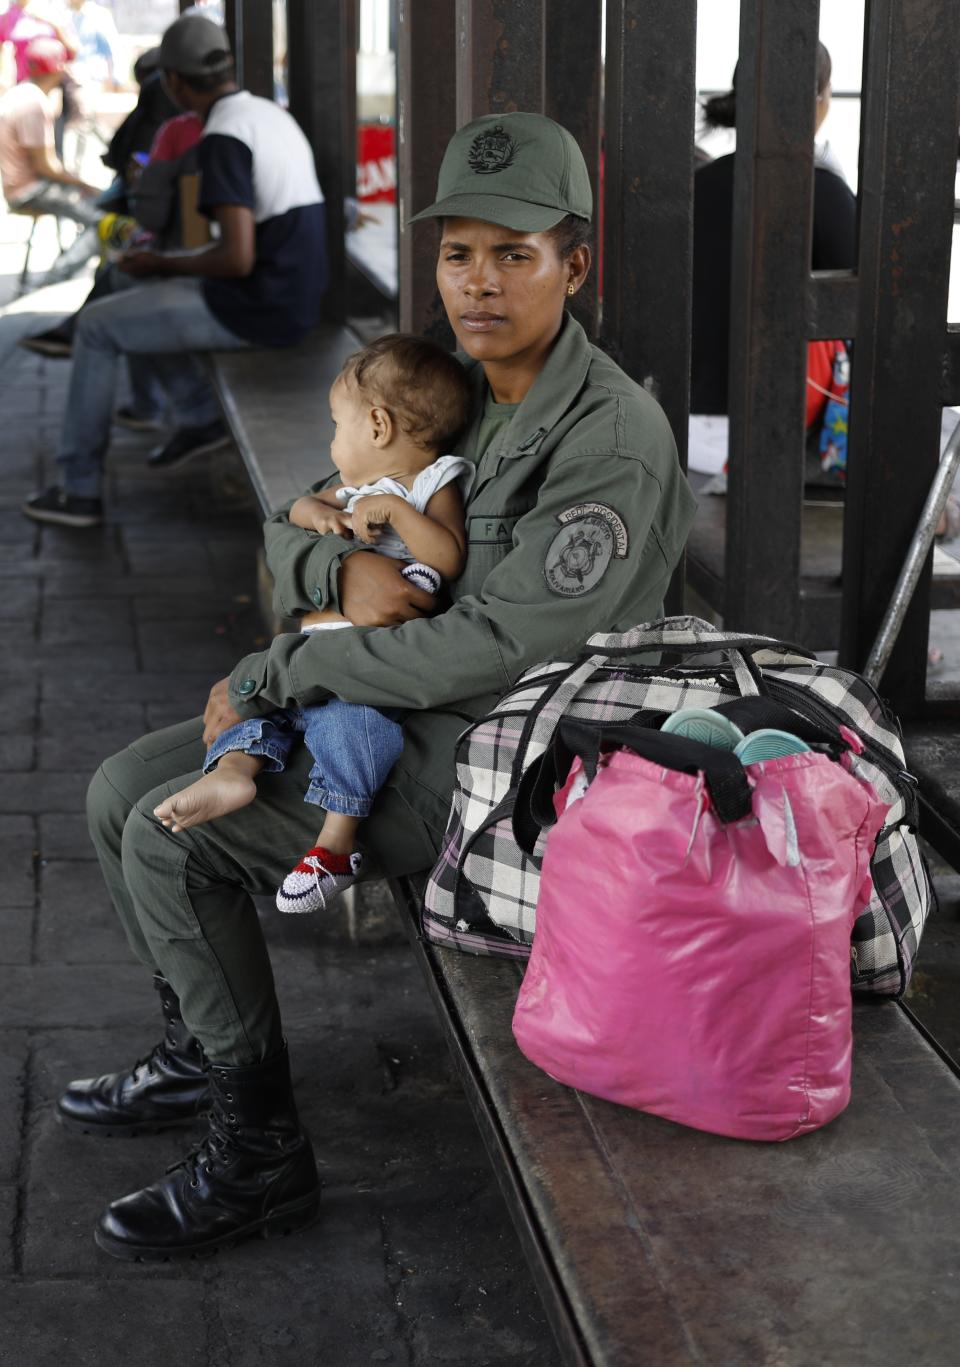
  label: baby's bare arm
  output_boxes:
[288,489,353,537]
[351,483,467,580]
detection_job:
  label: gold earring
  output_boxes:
[567,284,575,296]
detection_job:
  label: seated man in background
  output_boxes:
[0,36,101,281]
[22,10,328,529]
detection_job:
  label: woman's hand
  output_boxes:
[289,495,354,537]
[340,551,435,626]
[350,493,403,545]
[203,678,244,748]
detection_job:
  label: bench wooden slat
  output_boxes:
[211,325,360,513]
[393,876,960,1366]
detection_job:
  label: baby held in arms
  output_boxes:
[154,334,473,913]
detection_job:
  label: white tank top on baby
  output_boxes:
[336,454,474,563]
[301,454,474,635]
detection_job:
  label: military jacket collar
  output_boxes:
[457,312,593,474]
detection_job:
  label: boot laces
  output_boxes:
[131,1035,172,1079]
[168,1095,239,1186]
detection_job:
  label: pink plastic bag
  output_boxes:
[512,734,889,1142]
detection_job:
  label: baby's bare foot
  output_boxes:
[154,768,257,832]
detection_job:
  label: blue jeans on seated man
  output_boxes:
[56,276,250,498]
[204,700,405,817]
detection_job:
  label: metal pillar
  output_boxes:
[603,0,696,458]
[544,1,601,338]
[454,0,545,126]
[397,0,457,340]
[724,0,820,641]
[287,0,356,324]
[838,0,960,715]
[603,0,696,611]
[224,0,274,99]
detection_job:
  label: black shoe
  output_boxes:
[57,974,209,1137]
[18,323,73,359]
[114,405,166,432]
[22,485,103,528]
[95,1044,320,1261]
[147,419,231,471]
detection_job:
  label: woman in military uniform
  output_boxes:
[64,112,696,1261]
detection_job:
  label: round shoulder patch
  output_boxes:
[544,514,616,597]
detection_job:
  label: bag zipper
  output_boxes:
[764,677,918,809]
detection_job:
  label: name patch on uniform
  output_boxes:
[468,515,518,544]
[544,504,628,598]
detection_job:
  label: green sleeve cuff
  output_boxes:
[228,651,271,717]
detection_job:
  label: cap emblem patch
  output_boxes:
[468,125,519,175]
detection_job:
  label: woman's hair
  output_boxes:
[338,334,472,452]
[702,41,832,130]
[437,214,591,261]
[545,213,592,260]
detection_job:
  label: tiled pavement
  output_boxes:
[0,282,558,1364]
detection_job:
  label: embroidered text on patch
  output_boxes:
[468,125,519,174]
[556,503,629,556]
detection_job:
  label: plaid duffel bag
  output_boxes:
[422,614,932,997]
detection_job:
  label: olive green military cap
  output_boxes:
[410,111,592,232]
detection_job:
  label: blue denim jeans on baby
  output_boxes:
[204,701,404,816]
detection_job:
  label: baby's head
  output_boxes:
[329,334,472,486]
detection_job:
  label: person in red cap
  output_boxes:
[0,34,101,275]
[0,0,77,85]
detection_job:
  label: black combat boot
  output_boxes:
[56,974,209,1136]
[94,1043,321,1261]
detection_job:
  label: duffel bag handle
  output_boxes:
[582,614,814,666]
[515,616,813,783]
[514,713,754,856]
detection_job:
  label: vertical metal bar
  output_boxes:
[724,0,820,639]
[602,0,697,612]
[544,0,601,337]
[397,0,457,341]
[238,0,274,99]
[223,0,237,56]
[287,0,356,324]
[838,0,960,715]
[194,1,272,97]
[455,0,545,126]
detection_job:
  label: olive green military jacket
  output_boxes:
[227,315,696,723]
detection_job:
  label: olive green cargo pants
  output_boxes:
[87,710,464,1065]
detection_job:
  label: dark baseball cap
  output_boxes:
[159,13,233,78]
[410,112,592,232]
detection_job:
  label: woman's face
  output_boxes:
[436,217,583,369]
